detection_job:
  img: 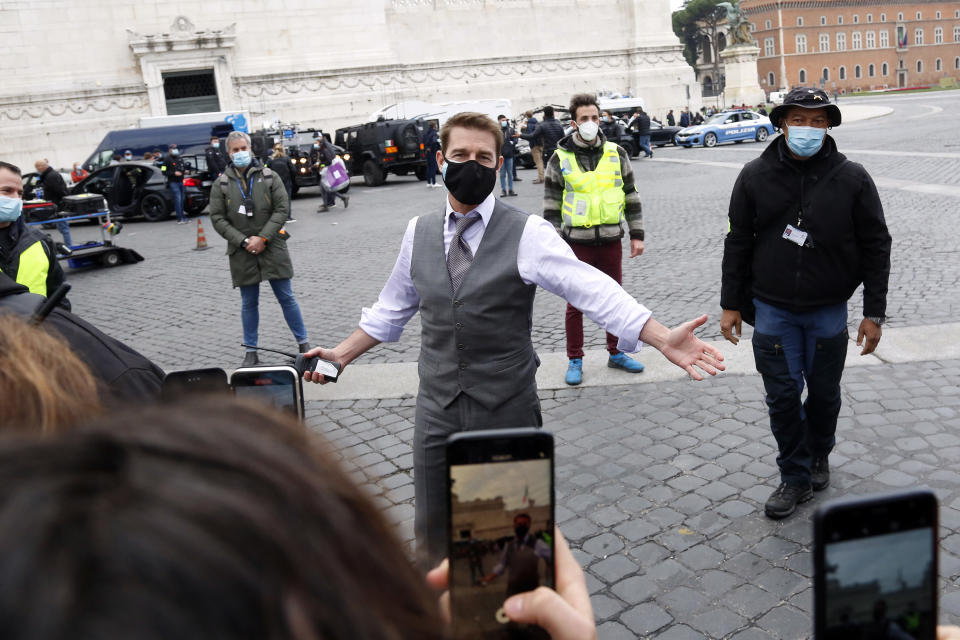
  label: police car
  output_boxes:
[674,110,775,148]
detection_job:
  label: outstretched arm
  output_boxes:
[639,315,725,381]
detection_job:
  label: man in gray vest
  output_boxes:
[304,112,725,567]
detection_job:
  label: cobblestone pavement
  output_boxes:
[51,90,960,637]
[309,360,960,638]
[60,90,960,371]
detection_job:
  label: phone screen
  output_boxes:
[230,368,300,418]
[162,368,231,402]
[448,430,553,640]
[816,491,937,640]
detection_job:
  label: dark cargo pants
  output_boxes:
[752,299,849,487]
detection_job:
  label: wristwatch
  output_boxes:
[241,238,249,249]
[865,316,884,326]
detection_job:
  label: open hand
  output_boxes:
[658,315,725,380]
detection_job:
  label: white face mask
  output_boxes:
[577,121,600,142]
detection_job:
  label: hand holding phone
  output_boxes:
[814,489,938,640]
[446,429,555,640]
[427,528,597,640]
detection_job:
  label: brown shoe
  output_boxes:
[532,179,544,184]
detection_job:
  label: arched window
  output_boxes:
[936,58,942,71]
[898,12,904,21]
[820,15,826,25]
[956,57,960,70]
[882,62,889,75]
[768,71,776,86]
[868,64,875,76]
[799,68,807,83]
[916,11,922,20]
[867,14,873,23]
[822,67,830,81]
[937,11,942,19]
[718,32,727,51]
[797,16,804,26]
[765,19,771,29]
[855,64,862,78]
[853,14,859,24]
[839,66,846,79]
[880,13,886,22]
[917,59,923,73]
[704,76,714,92]
[838,15,844,25]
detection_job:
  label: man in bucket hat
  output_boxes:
[719,87,892,519]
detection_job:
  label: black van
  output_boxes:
[83,121,235,185]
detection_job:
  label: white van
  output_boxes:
[768,91,787,105]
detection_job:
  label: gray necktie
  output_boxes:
[447,214,481,293]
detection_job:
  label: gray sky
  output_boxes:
[451,459,551,511]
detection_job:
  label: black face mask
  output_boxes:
[441,158,497,206]
[514,525,529,540]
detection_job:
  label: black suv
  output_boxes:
[334,118,427,186]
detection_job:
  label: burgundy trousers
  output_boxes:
[565,241,622,359]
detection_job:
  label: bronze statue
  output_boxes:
[718,1,756,46]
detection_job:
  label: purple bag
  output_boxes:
[321,157,350,191]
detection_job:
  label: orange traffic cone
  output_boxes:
[194,217,209,251]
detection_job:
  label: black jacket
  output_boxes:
[0,216,69,310]
[205,146,228,175]
[268,156,295,190]
[520,118,565,156]
[160,154,185,183]
[0,272,164,403]
[721,135,891,317]
[423,127,440,154]
[500,124,517,158]
[38,167,68,206]
[629,113,651,136]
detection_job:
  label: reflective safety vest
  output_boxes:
[7,240,49,296]
[556,142,625,228]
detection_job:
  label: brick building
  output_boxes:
[743,0,960,93]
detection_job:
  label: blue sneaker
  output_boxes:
[565,358,583,385]
[608,352,645,373]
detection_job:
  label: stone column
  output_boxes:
[719,44,766,106]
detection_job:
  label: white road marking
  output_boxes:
[650,157,960,197]
[906,104,944,120]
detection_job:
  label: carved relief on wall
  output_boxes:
[0,93,148,122]
[236,52,630,98]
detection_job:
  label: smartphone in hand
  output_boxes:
[446,428,554,640]
[814,489,938,639]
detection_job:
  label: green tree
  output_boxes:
[672,0,727,91]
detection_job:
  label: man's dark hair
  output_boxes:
[543,106,555,119]
[568,93,600,121]
[497,114,507,120]
[514,513,532,523]
[0,161,21,177]
[440,112,503,157]
[0,398,444,640]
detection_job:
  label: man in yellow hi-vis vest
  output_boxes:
[0,161,69,309]
[543,94,644,385]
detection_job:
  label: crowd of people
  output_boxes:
[8,85,959,638]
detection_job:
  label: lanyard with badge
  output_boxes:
[235,174,255,217]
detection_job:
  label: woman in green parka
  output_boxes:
[209,131,310,366]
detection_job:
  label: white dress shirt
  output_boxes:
[359,193,652,352]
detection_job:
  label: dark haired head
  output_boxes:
[0,161,21,177]
[543,106,555,119]
[568,94,599,121]
[0,398,443,640]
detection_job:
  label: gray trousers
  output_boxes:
[414,383,542,570]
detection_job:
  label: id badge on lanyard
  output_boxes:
[236,175,255,217]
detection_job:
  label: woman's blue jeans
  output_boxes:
[239,278,308,349]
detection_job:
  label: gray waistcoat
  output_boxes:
[410,200,538,410]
